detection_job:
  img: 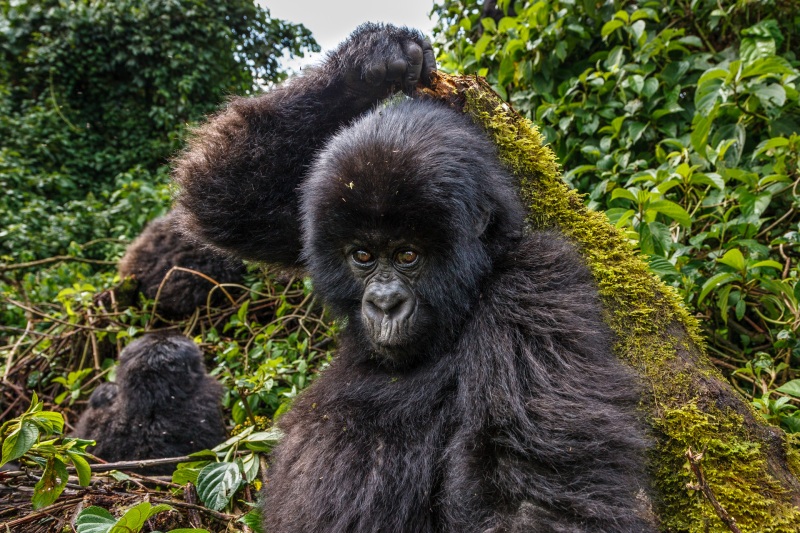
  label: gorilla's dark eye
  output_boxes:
[352,250,374,265]
[394,250,418,266]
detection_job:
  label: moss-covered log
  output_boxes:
[419,72,800,532]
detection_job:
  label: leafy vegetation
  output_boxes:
[4,0,800,529]
[0,1,323,530]
[433,0,800,433]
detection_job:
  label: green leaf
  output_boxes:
[238,509,264,533]
[111,502,173,533]
[601,19,624,38]
[695,70,727,114]
[755,83,786,110]
[498,54,515,86]
[646,255,679,280]
[2,420,39,466]
[751,260,783,270]
[67,449,92,486]
[611,188,637,204]
[75,506,116,533]
[196,462,243,511]
[473,34,492,60]
[30,411,65,435]
[648,200,692,227]
[741,56,794,78]
[698,272,739,304]
[776,380,800,398]
[718,249,746,271]
[691,113,713,157]
[735,299,746,321]
[32,457,69,509]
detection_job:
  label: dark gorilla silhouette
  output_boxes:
[119,211,245,318]
[73,334,226,474]
[174,23,655,532]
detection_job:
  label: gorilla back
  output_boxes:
[73,334,226,474]
[261,100,655,532]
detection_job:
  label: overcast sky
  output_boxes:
[262,0,438,67]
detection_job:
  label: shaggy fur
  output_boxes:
[173,24,434,265]
[173,24,654,532]
[119,211,245,318]
[72,334,226,474]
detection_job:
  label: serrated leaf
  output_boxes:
[776,380,800,397]
[111,502,173,533]
[75,506,116,533]
[2,420,39,466]
[196,462,242,511]
[718,249,746,271]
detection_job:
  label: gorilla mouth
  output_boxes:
[361,307,421,357]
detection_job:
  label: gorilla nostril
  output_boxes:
[363,282,413,324]
[368,293,406,317]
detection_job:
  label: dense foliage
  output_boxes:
[0,0,317,263]
[0,3,321,528]
[433,0,800,432]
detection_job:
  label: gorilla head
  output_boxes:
[302,100,525,365]
[72,334,226,473]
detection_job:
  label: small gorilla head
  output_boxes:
[301,100,525,364]
[116,333,209,408]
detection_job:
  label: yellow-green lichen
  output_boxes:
[453,80,800,532]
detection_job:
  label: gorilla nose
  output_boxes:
[363,281,413,322]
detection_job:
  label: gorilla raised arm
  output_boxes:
[173,23,435,265]
[175,24,654,532]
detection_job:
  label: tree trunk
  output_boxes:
[419,72,800,532]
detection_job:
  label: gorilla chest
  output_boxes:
[264,375,456,532]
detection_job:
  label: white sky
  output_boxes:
[262,0,439,67]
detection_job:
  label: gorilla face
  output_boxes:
[347,240,426,356]
[301,99,526,365]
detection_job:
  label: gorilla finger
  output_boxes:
[364,62,387,86]
[422,39,436,85]
[403,42,424,89]
[386,58,407,82]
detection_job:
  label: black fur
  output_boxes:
[119,211,245,318]
[72,334,226,474]
[173,23,435,265]
[174,24,654,532]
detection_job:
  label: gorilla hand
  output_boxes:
[332,23,436,100]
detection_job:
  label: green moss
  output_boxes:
[457,86,800,531]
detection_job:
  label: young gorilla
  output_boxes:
[73,334,226,474]
[118,211,245,318]
[174,24,655,532]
